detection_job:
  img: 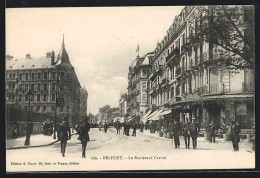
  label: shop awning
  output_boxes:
[142,110,152,121]
[145,110,159,120]
[148,110,164,121]
[160,109,171,116]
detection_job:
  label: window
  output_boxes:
[43,94,47,102]
[67,73,71,79]
[37,73,41,80]
[52,72,56,79]
[37,94,41,102]
[13,73,16,78]
[52,93,55,101]
[12,83,15,89]
[60,107,63,112]
[66,106,69,112]
[43,106,46,112]
[30,94,34,102]
[25,94,28,102]
[9,73,12,79]
[142,94,147,103]
[37,106,40,112]
[19,84,22,90]
[142,82,147,91]
[60,83,64,90]
[37,83,41,91]
[19,73,22,80]
[31,84,34,91]
[66,94,70,101]
[25,73,29,80]
[44,72,48,80]
[25,84,29,91]
[31,73,35,80]
[44,83,47,91]
[51,106,55,112]
[52,83,56,91]
[19,94,22,102]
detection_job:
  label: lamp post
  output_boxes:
[53,70,60,139]
[24,90,33,146]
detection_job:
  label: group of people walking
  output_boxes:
[57,116,90,158]
[170,119,199,149]
[115,121,137,136]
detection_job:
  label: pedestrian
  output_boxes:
[182,119,191,149]
[104,122,108,133]
[209,121,216,143]
[57,117,71,157]
[231,121,240,151]
[12,121,18,139]
[49,121,54,136]
[132,122,137,136]
[190,119,199,149]
[24,120,34,146]
[172,120,181,149]
[78,117,90,158]
[140,122,144,133]
[123,121,126,135]
[116,120,121,135]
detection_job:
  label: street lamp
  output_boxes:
[24,90,33,146]
[53,70,60,139]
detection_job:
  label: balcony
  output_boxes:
[155,65,163,76]
[149,71,157,81]
[242,82,254,92]
[166,48,180,62]
[175,68,181,77]
[162,78,169,86]
[197,84,224,95]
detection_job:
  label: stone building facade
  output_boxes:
[127,52,154,123]
[5,37,86,126]
[147,6,254,129]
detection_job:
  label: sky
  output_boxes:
[6,6,184,115]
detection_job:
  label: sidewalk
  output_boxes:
[6,134,59,150]
[139,129,254,152]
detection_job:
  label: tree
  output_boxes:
[189,5,254,70]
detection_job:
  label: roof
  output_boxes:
[6,56,61,70]
[6,36,71,71]
[141,53,153,65]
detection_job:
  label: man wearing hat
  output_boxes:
[190,118,199,149]
[57,117,71,157]
[78,117,91,158]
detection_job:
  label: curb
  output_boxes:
[6,133,76,150]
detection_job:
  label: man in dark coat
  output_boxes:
[132,122,137,136]
[172,120,181,149]
[209,121,216,143]
[104,122,108,133]
[123,122,126,135]
[231,121,240,151]
[140,122,144,133]
[182,119,191,149]
[116,121,121,135]
[78,117,90,158]
[57,117,71,157]
[190,119,199,149]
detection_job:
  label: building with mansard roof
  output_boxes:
[5,37,86,126]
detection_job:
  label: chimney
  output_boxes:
[26,54,31,59]
[46,52,52,58]
[51,51,55,65]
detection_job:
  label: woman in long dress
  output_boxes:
[78,117,90,158]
